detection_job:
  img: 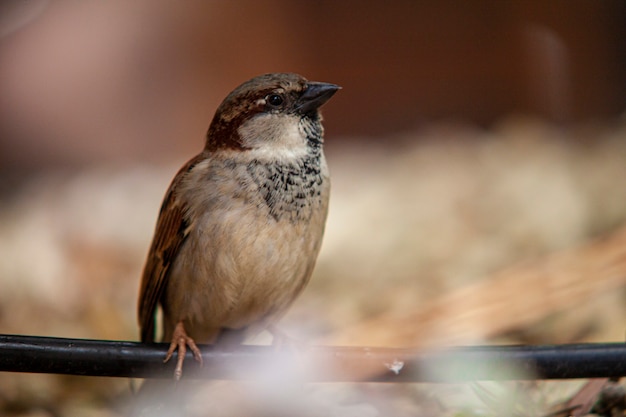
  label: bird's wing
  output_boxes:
[137,155,204,343]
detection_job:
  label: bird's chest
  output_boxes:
[167,157,328,331]
[245,157,326,223]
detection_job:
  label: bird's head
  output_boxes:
[205,73,339,160]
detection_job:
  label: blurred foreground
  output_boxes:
[1,117,626,415]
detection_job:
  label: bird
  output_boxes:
[137,73,339,381]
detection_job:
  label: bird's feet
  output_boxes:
[268,325,308,351]
[164,321,203,380]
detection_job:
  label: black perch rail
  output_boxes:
[1,334,626,381]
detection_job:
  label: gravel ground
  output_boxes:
[1,116,626,416]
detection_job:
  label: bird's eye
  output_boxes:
[266,94,284,107]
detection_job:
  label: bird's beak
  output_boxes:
[296,82,341,115]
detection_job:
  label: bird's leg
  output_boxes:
[164,321,203,380]
[267,325,310,375]
[268,325,307,351]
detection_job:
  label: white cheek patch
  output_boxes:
[237,113,308,162]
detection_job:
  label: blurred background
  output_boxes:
[1,1,626,416]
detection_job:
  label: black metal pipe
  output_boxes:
[1,334,625,381]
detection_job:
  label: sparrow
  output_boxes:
[137,73,339,380]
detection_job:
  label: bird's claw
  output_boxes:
[164,322,203,381]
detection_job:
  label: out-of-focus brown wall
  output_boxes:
[0,0,624,173]
[302,0,626,133]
